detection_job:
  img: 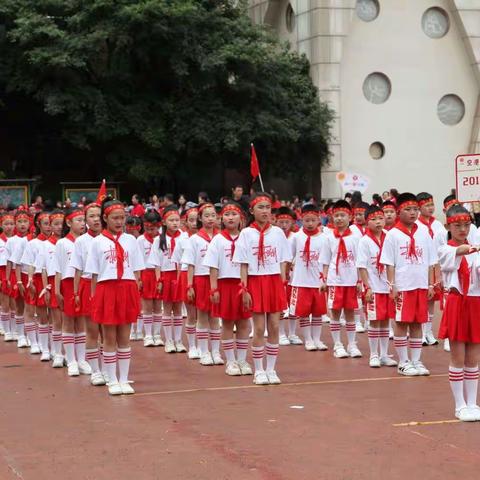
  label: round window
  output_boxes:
[437,94,465,125]
[362,73,392,104]
[356,0,380,22]
[422,7,449,39]
[369,142,385,160]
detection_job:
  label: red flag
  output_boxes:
[96,179,107,204]
[250,143,260,180]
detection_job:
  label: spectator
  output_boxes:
[131,194,145,217]
[303,192,316,206]
[372,193,383,206]
[231,185,249,210]
[198,191,209,205]
[381,190,390,201]
[351,191,363,207]
[178,194,188,216]
[164,193,175,207]
[344,192,352,204]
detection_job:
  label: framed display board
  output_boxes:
[64,188,117,204]
[0,186,28,208]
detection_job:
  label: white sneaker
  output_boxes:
[455,406,477,422]
[175,341,187,353]
[17,336,28,348]
[288,334,303,345]
[4,332,14,342]
[279,334,290,346]
[153,335,164,346]
[467,405,480,421]
[30,344,41,354]
[52,354,64,368]
[136,332,144,341]
[40,350,51,362]
[347,342,362,358]
[212,351,225,365]
[425,331,438,346]
[253,371,269,385]
[199,352,214,366]
[333,342,349,358]
[444,339,450,352]
[129,331,137,341]
[0,327,4,335]
[340,319,346,327]
[397,361,418,376]
[369,354,381,368]
[188,347,201,360]
[237,360,253,375]
[102,372,110,384]
[78,360,92,375]
[107,382,123,395]
[266,371,281,384]
[380,356,398,367]
[225,361,241,376]
[120,382,135,395]
[314,340,329,351]
[12,332,18,341]
[355,323,366,333]
[164,340,176,353]
[412,360,430,376]
[90,372,107,386]
[304,340,317,351]
[143,335,155,347]
[67,362,80,376]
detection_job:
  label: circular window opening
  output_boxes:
[422,7,449,39]
[437,94,465,125]
[369,142,385,160]
[362,72,391,104]
[356,0,380,22]
[286,4,295,33]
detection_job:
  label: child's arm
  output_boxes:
[358,267,372,302]
[386,265,397,300]
[91,274,97,297]
[55,271,63,310]
[187,265,195,303]
[427,265,435,300]
[209,267,220,304]
[240,263,251,310]
[73,268,82,309]
[280,261,287,283]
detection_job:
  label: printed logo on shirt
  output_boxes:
[340,250,355,266]
[223,247,239,266]
[104,247,130,267]
[399,242,423,264]
[252,245,278,263]
[299,250,320,265]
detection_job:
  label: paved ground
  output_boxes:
[1,318,479,480]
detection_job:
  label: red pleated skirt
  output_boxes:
[438,292,480,343]
[248,274,287,314]
[48,276,59,309]
[60,278,80,318]
[9,271,19,299]
[0,266,8,295]
[140,269,160,300]
[193,275,212,313]
[33,273,47,308]
[21,273,36,306]
[211,278,251,321]
[92,280,140,325]
[162,270,179,303]
[175,270,188,302]
[78,278,92,315]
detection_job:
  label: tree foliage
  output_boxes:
[0,0,332,187]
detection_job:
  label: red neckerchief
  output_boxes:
[384,224,394,231]
[221,230,239,260]
[87,230,99,238]
[365,229,386,274]
[65,233,76,243]
[418,216,434,239]
[284,230,291,239]
[27,233,34,241]
[326,222,334,229]
[102,230,124,279]
[394,222,418,260]
[143,232,155,244]
[448,239,470,296]
[354,223,365,236]
[36,233,49,241]
[0,233,8,242]
[48,236,58,245]
[167,230,181,257]
[302,227,320,268]
[197,228,218,244]
[333,228,352,274]
[251,222,271,267]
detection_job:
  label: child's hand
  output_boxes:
[365,288,373,303]
[242,291,252,311]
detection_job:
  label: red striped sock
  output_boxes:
[265,342,279,372]
[236,339,249,362]
[222,339,235,363]
[252,345,265,372]
[117,347,131,383]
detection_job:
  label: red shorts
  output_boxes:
[175,270,188,302]
[0,266,6,293]
[211,278,251,321]
[48,276,59,309]
[162,270,180,303]
[327,286,358,311]
[193,275,213,314]
[78,278,92,316]
[22,273,36,306]
[32,273,47,308]
[92,280,140,325]
[289,286,327,318]
[394,289,428,323]
[60,278,80,318]
[140,269,160,300]
[9,271,19,299]
[248,274,287,314]
[366,293,395,321]
[438,293,480,343]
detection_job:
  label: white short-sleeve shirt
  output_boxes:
[380,226,437,291]
[203,231,241,279]
[69,232,97,279]
[0,236,8,267]
[148,231,187,272]
[232,225,292,276]
[9,235,29,274]
[171,235,190,272]
[137,234,156,270]
[21,238,46,273]
[181,232,217,276]
[356,234,389,294]
[85,232,145,282]
[55,237,77,280]
[35,239,58,277]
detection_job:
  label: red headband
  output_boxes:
[301,211,320,218]
[366,211,385,222]
[447,214,471,224]
[1,214,14,223]
[50,213,65,222]
[66,210,84,221]
[444,199,459,212]
[185,208,198,218]
[418,198,433,207]
[276,214,294,221]
[15,212,30,220]
[221,204,242,216]
[382,205,396,212]
[144,221,161,227]
[163,210,180,221]
[84,203,100,213]
[104,204,124,216]
[398,200,418,211]
[37,213,50,222]
[332,207,352,215]
[126,225,141,231]
[353,208,366,214]
[250,196,271,208]
[198,203,215,215]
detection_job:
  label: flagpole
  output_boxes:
[258,173,265,192]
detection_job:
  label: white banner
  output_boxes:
[336,171,370,194]
[455,154,480,203]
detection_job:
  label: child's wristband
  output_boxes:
[209,288,219,295]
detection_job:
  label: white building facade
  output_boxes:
[249,0,480,205]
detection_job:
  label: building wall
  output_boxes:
[249,0,480,208]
